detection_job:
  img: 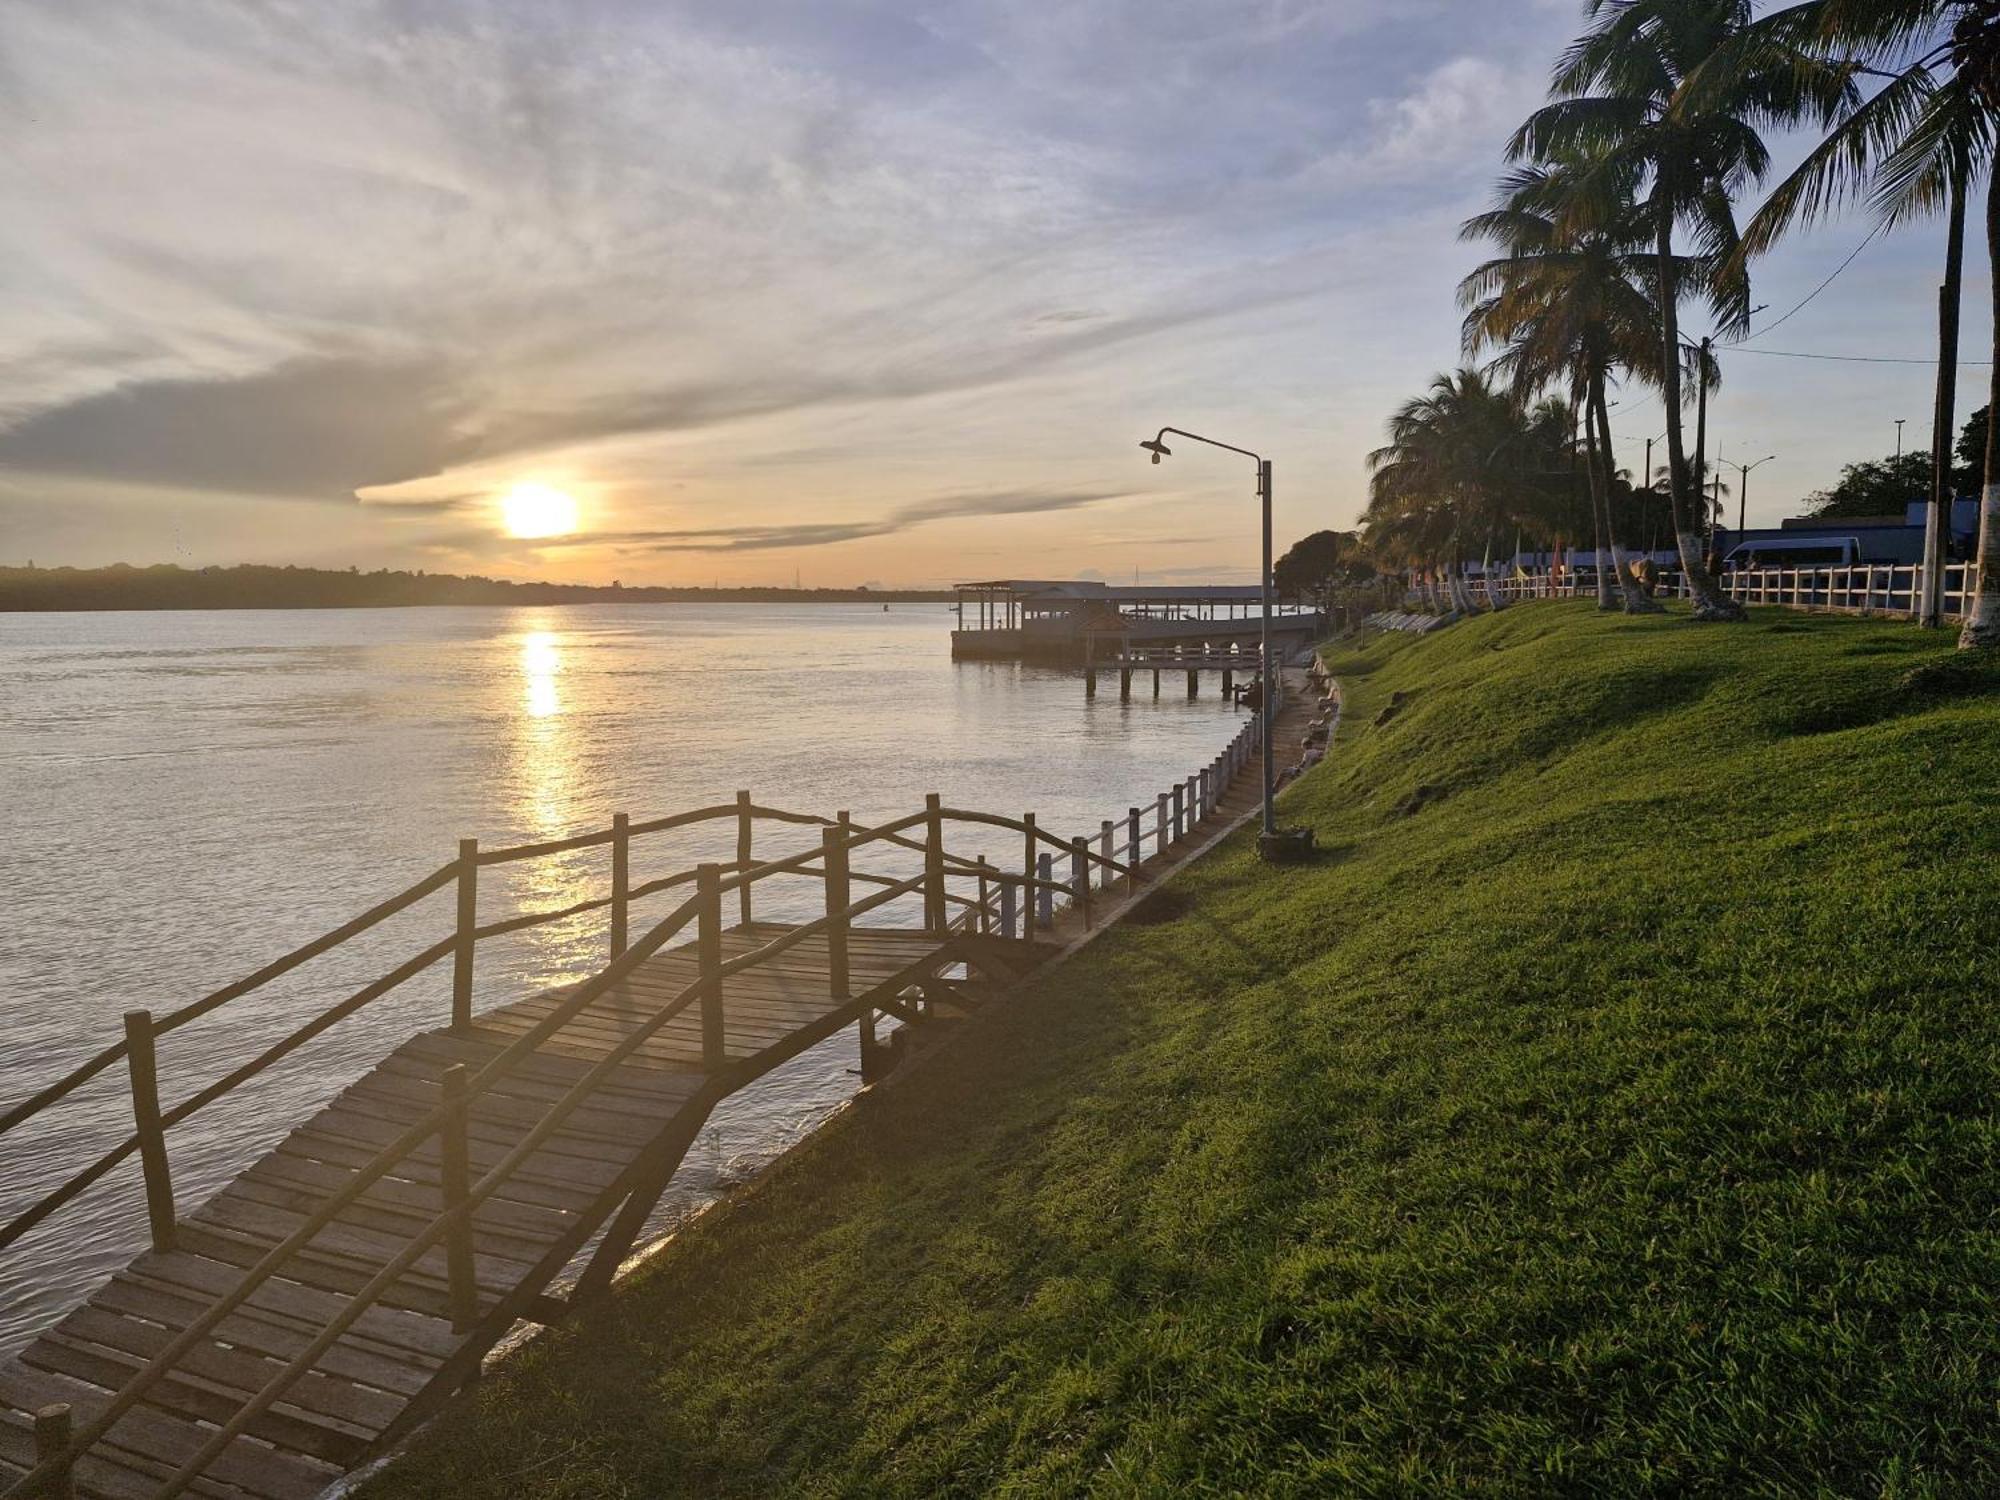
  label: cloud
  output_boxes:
[567,486,1133,553]
[0,356,477,499]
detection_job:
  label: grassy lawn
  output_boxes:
[366,603,2000,1498]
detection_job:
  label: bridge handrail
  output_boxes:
[6,698,1280,1498]
[1,806,949,1500]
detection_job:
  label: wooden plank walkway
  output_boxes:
[0,669,1315,1499]
[0,924,1004,1499]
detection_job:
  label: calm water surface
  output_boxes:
[0,604,1246,1349]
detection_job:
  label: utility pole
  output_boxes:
[1895,418,1907,459]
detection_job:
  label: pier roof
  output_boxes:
[953,579,1266,601]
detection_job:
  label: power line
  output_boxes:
[1734,223,1884,343]
[1723,345,1991,366]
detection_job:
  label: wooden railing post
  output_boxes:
[1126,807,1141,893]
[452,837,477,1033]
[609,813,630,959]
[1036,853,1054,927]
[33,1402,74,1500]
[923,792,946,934]
[122,1009,174,1254]
[822,826,850,1008]
[1022,812,1038,937]
[1171,783,1184,843]
[1071,837,1092,928]
[439,1063,478,1333]
[1000,874,1017,939]
[834,812,872,1073]
[1156,792,1167,853]
[698,864,724,1072]
[1099,819,1114,891]
[736,790,754,927]
[976,856,991,935]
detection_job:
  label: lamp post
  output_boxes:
[1731,454,1776,537]
[1140,426,1280,849]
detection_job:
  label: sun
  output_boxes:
[501,483,580,539]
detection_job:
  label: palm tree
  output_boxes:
[1512,0,1855,621]
[1461,159,1677,614]
[1366,371,1567,613]
[1731,0,1995,646]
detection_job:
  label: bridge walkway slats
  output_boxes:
[0,923,979,1499]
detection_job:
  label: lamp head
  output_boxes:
[1139,438,1171,464]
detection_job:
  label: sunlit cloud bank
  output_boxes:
[0,0,1967,585]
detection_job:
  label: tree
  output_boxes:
[1461,156,1680,613]
[1274,530,1371,601]
[1515,0,1854,621]
[1957,403,1987,485]
[1365,370,1561,614]
[1734,0,1996,644]
[1801,451,1935,517]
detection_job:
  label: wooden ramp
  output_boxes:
[0,699,1290,1499]
[0,922,1022,1499]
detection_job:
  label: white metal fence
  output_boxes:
[1441,562,1981,620]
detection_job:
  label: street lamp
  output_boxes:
[1140,426,1285,853]
[1731,454,1777,536]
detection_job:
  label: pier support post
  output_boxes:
[1187,669,1198,698]
[452,837,478,1034]
[1085,666,1096,698]
[923,793,947,934]
[33,1403,73,1500]
[1120,668,1131,701]
[609,813,629,959]
[440,1063,478,1333]
[123,1010,175,1255]
[736,790,754,927]
[1022,813,1039,937]
[1222,668,1233,696]
[697,864,725,1072]
[1152,668,1160,698]
[836,812,873,1070]
[1071,837,1092,928]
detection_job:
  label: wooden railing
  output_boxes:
[2,707,1275,1500]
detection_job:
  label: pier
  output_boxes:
[0,682,1315,1500]
[950,580,1320,663]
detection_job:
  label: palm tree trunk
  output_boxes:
[1958,170,2000,648]
[1923,175,1966,630]
[1593,372,1662,614]
[1581,394,1615,610]
[1657,209,1744,620]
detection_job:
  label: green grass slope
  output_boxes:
[368,604,2000,1498]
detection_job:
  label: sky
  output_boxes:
[0,0,1982,588]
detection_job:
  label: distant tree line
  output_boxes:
[0,562,954,611]
[1802,407,1989,521]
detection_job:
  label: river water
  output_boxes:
[0,603,1247,1351]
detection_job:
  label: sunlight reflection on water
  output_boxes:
[0,603,1253,1348]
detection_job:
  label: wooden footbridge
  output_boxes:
[0,699,1297,1498]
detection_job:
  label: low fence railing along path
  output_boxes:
[0,702,1285,1500]
[1399,561,1980,620]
